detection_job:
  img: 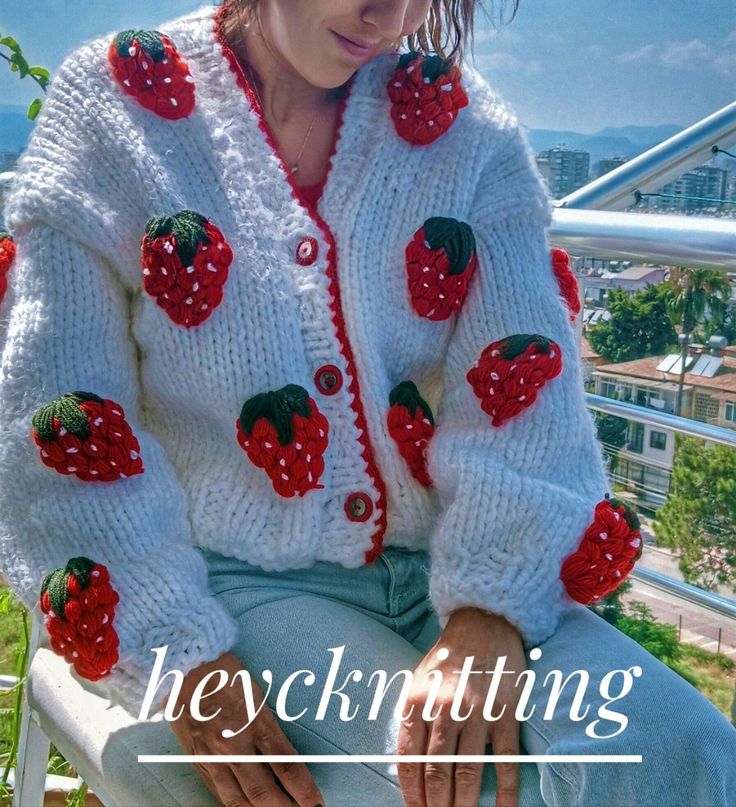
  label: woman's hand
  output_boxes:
[396,608,527,807]
[167,651,324,807]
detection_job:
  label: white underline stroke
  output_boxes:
[138,754,642,764]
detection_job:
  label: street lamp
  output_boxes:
[675,332,693,417]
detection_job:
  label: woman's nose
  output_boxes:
[360,0,426,43]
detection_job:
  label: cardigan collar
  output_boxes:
[106,2,473,227]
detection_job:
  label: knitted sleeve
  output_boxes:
[424,122,630,649]
[0,47,236,714]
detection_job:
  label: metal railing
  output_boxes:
[559,102,736,620]
[586,394,736,449]
[549,207,736,271]
[634,567,736,620]
[558,100,736,212]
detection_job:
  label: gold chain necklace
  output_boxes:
[245,62,321,177]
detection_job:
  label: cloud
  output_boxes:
[617,43,657,63]
[471,51,543,76]
[472,27,523,46]
[617,31,736,77]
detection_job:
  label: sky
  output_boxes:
[0,0,734,133]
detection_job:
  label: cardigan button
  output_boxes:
[296,236,318,265]
[345,492,373,522]
[315,364,343,396]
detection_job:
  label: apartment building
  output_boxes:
[593,337,735,507]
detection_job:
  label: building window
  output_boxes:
[649,431,667,451]
[645,465,672,494]
[601,380,617,399]
[628,423,644,454]
[725,402,736,423]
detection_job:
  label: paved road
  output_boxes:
[625,544,736,659]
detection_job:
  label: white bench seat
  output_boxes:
[21,647,218,807]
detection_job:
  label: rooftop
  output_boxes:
[595,352,736,396]
[600,265,665,281]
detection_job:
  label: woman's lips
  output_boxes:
[331,31,379,63]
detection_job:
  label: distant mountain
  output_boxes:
[526,124,684,165]
[0,105,687,169]
[0,104,34,155]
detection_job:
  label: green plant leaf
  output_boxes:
[0,592,12,614]
[28,65,49,91]
[10,51,29,78]
[28,65,48,80]
[27,98,42,120]
[0,36,20,53]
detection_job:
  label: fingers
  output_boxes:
[396,709,429,807]
[195,761,254,807]
[423,716,459,807]
[230,761,293,806]
[255,713,325,807]
[452,718,487,807]
[490,718,521,807]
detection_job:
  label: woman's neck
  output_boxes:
[225,4,344,124]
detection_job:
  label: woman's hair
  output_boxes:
[221,0,521,65]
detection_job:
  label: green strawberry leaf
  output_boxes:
[499,334,553,361]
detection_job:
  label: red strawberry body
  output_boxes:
[405,217,477,320]
[236,384,329,498]
[466,334,563,427]
[550,247,581,322]
[32,391,144,482]
[560,496,642,604]
[387,52,468,146]
[107,29,195,119]
[387,381,435,486]
[0,230,15,305]
[141,210,233,328]
[39,557,120,680]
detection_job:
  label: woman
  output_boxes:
[0,0,734,805]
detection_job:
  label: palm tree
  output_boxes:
[664,268,732,416]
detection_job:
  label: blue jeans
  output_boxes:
[197,544,736,807]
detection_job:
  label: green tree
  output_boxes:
[654,434,736,593]
[588,284,677,363]
[663,268,731,415]
[589,578,632,625]
[593,410,628,476]
[701,304,736,345]
[616,601,683,667]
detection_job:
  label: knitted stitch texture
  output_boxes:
[0,1,610,713]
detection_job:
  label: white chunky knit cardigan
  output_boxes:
[0,1,611,712]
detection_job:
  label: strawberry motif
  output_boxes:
[236,384,329,499]
[140,210,233,328]
[387,381,435,486]
[107,29,196,119]
[466,334,563,427]
[31,391,144,482]
[39,556,120,681]
[0,230,15,305]
[560,495,643,604]
[550,247,581,322]
[386,52,469,146]
[405,217,477,320]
